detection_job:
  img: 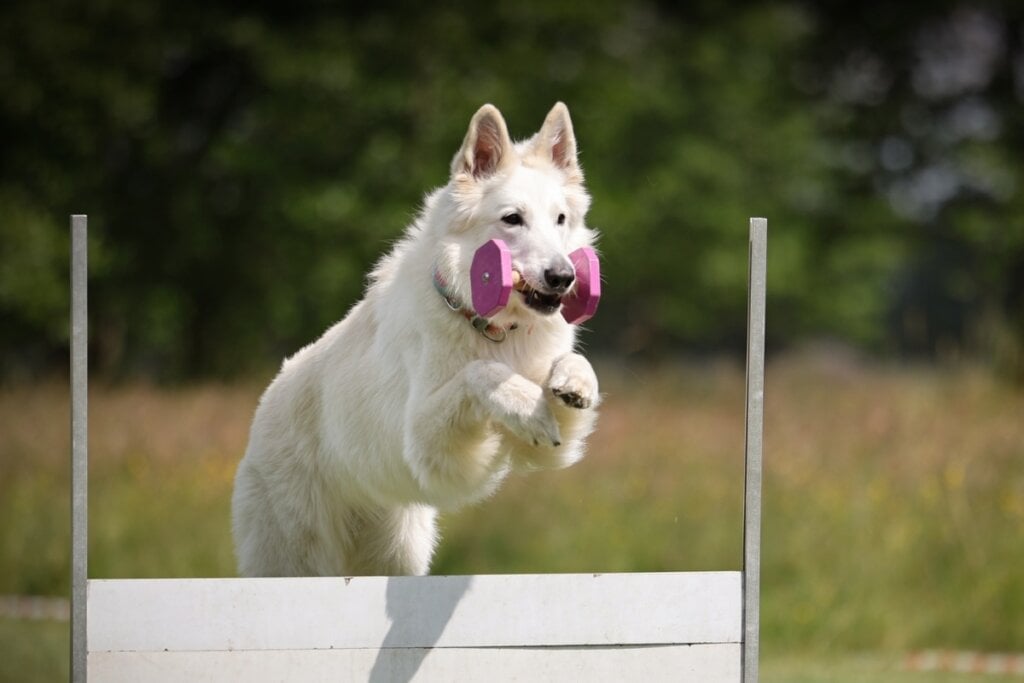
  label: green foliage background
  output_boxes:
[1,1,1022,379]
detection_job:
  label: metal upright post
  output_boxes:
[70,215,88,682]
[742,217,767,683]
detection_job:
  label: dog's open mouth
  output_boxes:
[516,282,563,315]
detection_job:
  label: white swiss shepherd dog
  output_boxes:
[232,102,600,577]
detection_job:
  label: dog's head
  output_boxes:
[442,103,596,324]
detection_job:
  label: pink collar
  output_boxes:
[432,267,516,343]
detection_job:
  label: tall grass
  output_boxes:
[1,355,1022,658]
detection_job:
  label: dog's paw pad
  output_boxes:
[547,353,599,411]
[552,386,591,409]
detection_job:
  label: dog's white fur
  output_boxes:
[232,103,600,577]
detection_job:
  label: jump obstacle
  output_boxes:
[69,215,768,682]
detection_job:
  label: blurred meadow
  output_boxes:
[3,0,1024,681]
[2,356,1023,681]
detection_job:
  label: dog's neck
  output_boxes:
[431,266,517,343]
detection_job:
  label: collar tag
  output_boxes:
[433,264,510,343]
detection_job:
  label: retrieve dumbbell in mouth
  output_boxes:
[470,239,601,324]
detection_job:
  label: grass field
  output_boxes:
[2,353,1022,681]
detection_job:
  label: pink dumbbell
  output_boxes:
[471,239,601,324]
[561,246,601,325]
[470,239,514,318]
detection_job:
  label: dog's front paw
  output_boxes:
[548,353,600,410]
[501,398,563,448]
[468,361,562,446]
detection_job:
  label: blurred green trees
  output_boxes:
[1,1,1021,379]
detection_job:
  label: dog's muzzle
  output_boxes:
[515,280,564,315]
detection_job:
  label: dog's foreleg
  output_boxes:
[509,352,600,471]
[403,360,560,506]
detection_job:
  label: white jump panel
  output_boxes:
[89,572,740,652]
[89,573,740,681]
[90,644,741,682]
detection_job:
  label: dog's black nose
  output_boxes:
[544,266,575,293]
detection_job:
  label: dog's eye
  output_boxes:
[557,213,566,226]
[502,213,523,226]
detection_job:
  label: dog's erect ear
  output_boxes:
[451,104,514,180]
[536,102,579,173]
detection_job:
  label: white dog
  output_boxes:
[232,102,600,577]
